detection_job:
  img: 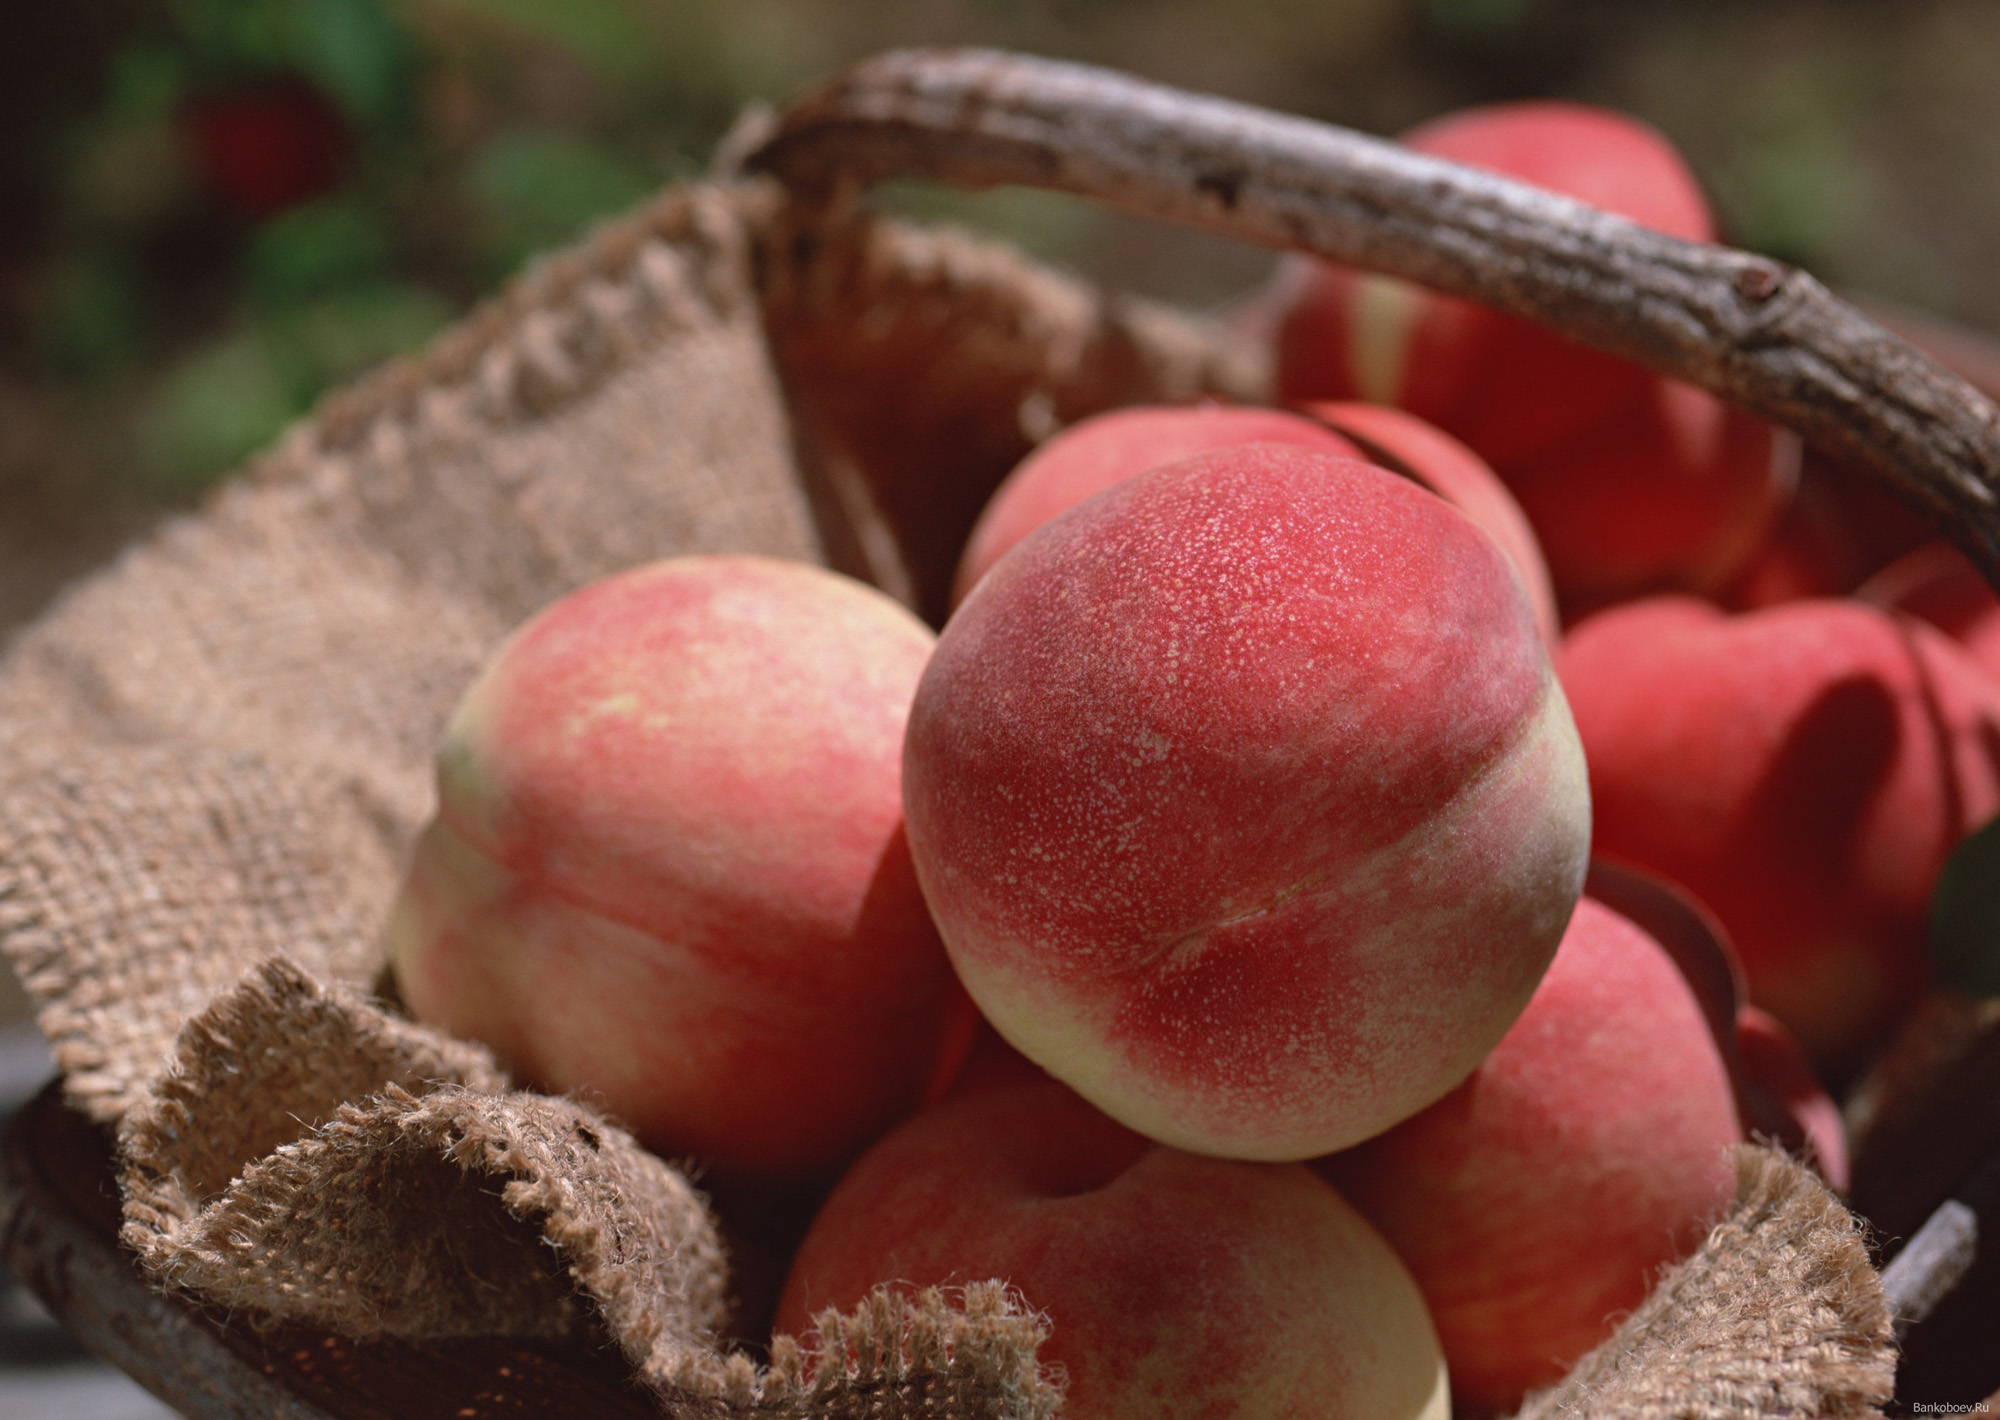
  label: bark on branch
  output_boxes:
[744,47,2000,590]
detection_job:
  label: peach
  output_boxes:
[1735,1004,1849,1192]
[1857,540,2000,686]
[1557,595,2000,1066]
[904,442,1591,1161]
[949,403,1361,607]
[1502,381,1796,611]
[1314,895,1741,1415]
[387,554,976,1179]
[1275,102,1713,459]
[775,1078,1451,1420]
[1270,100,1793,605]
[1721,448,1937,610]
[1581,859,1847,1187]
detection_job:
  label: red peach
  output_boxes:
[776,1078,1451,1420]
[905,443,1591,1160]
[1298,400,1560,645]
[181,76,351,217]
[1857,540,2000,687]
[949,404,1361,607]
[1271,101,1793,604]
[1720,448,1939,611]
[1735,1004,1849,1192]
[388,555,976,1179]
[1503,379,1797,611]
[1557,595,2000,1065]
[1314,895,1741,1415]
[1580,857,1840,1185]
[1546,859,1847,1191]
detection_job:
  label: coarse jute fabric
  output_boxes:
[1516,1145,1894,1420]
[0,166,1893,1417]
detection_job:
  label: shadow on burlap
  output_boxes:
[0,170,1894,1416]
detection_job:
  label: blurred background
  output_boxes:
[0,1,1997,1411]
[4,0,2000,641]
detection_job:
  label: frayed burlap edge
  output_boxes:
[659,1285,1063,1419]
[1513,1144,1894,1420]
[118,957,729,1356]
[115,958,1062,1417]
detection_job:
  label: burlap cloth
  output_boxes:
[0,170,1894,1416]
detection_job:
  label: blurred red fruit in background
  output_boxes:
[181,76,351,217]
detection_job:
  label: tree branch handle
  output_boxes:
[744,47,2000,590]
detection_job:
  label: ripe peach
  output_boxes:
[1857,540,2000,686]
[1504,381,1796,610]
[1314,895,1741,1415]
[1271,100,1793,605]
[948,403,1361,607]
[387,555,975,1179]
[775,1078,1451,1420]
[1721,449,1936,610]
[1557,595,2000,1066]
[1735,1004,1849,1192]
[904,443,1591,1161]
[1580,859,1847,1187]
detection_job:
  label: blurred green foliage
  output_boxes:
[165,0,419,127]
[9,0,1994,500]
[19,0,757,493]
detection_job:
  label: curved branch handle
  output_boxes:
[744,47,2000,590]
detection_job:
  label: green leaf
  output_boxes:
[103,44,188,123]
[165,0,414,131]
[1424,0,1535,41]
[1932,813,2000,997]
[31,250,144,378]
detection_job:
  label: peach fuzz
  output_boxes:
[904,443,1591,1161]
[388,555,975,1180]
[1314,895,1741,1416]
[1298,400,1559,645]
[1557,595,2000,1067]
[948,404,1360,607]
[1269,101,1793,605]
[775,1079,1450,1420]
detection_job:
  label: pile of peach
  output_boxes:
[386,101,2000,1420]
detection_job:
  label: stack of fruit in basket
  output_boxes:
[384,98,2000,1419]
